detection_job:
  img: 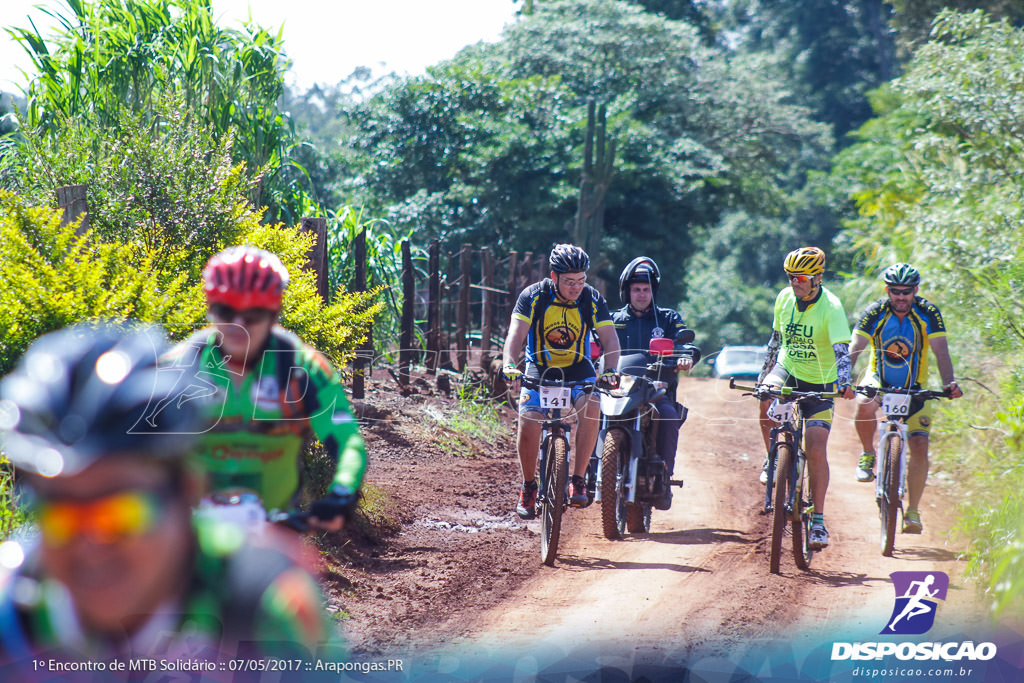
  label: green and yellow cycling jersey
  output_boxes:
[0,518,345,666]
[773,285,851,385]
[164,327,366,511]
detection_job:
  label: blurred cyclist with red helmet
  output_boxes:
[164,245,367,531]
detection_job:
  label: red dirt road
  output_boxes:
[448,377,989,664]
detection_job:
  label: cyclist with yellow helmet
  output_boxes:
[756,247,855,550]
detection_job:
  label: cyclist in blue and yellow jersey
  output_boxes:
[0,323,343,671]
[848,263,963,533]
[502,244,621,519]
[757,246,855,550]
[162,245,367,531]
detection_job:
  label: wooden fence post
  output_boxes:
[505,251,520,325]
[399,240,414,386]
[351,228,369,399]
[456,244,472,372]
[427,239,440,374]
[299,217,329,302]
[479,247,494,371]
[56,185,89,235]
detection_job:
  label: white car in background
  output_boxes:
[706,345,767,380]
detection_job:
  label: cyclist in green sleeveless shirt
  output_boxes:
[0,324,343,670]
[163,246,367,530]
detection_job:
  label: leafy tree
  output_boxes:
[830,9,1024,617]
[720,0,897,142]
[342,0,832,308]
[7,0,312,222]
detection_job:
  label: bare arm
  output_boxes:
[596,324,621,372]
[502,316,530,369]
[928,335,963,397]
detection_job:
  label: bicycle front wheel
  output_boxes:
[769,443,791,575]
[880,433,902,557]
[792,452,812,571]
[540,436,569,566]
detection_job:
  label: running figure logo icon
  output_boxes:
[881,571,949,635]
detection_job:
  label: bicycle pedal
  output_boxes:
[669,479,685,487]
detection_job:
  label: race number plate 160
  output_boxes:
[881,392,912,416]
[539,386,572,409]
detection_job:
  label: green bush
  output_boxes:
[0,190,201,374]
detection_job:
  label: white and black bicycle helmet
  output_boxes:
[882,262,921,287]
[549,244,590,274]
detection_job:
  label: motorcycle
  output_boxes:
[594,330,697,539]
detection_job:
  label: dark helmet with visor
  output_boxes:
[0,323,201,478]
[618,256,661,305]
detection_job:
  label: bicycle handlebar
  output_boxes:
[728,377,839,400]
[520,376,603,392]
[852,385,952,401]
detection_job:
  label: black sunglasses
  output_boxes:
[209,303,275,325]
[888,287,915,297]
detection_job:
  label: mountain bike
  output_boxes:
[521,375,597,566]
[731,379,837,574]
[853,385,952,557]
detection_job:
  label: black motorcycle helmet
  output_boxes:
[0,322,201,478]
[618,256,661,305]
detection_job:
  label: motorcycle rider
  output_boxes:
[162,245,367,530]
[0,323,343,668]
[611,257,701,510]
[502,244,621,518]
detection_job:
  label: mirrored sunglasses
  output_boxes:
[37,490,166,547]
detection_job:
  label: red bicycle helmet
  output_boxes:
[203,246,289,310]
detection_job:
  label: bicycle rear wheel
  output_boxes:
[880,433,901,557]
[770,443,791,575]
[540,435,569,566]
[792,452,812,570]
[601,429,628,540]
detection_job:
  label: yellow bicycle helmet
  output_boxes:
[783,247,826,276]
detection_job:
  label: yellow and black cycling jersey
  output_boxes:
[512,279,614,368]
[854,296,947,389]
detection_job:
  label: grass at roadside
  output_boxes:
[931,375,1024,620]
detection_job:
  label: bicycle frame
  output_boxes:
[855,385,950,556]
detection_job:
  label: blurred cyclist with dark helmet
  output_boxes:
[501,244,621,519]
[848,263,963,534]
[611,257,701,510]
[162,245,367,531]
[0,323,342,669]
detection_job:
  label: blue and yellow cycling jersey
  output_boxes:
[854,296,947,389]
[512,279,614,368]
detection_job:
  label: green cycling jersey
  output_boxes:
[164,326,367,511]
